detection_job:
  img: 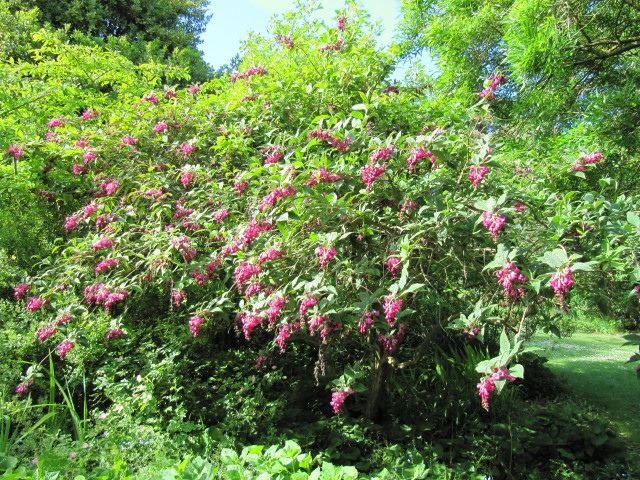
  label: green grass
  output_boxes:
[527,332,640,444]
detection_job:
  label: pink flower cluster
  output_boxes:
[275,323,294,351]
[258,247,284,264]
[180,169,195,186]
[234,261,262,290]
[337,16,347,31]
[47,117,65,128]
[572,152,604,171]
[7,144,25,158]
[106,328,125,341]
[26,296,48,312]
[358,309,379,334]
[496,262,527,300]
[369,146,394,162]
[267,295,287,325]
[15,379,33,396]
[330,388,353,414]
[231,66,267,82]
[308,129,353,152]
[189,316,204,336]
[275,35,294,49]
[212,208,229,222]
[171,289,187,308]
[100,180,119,196]
[93,237,114,251]
[187,84,201,94]
[477,367,517,410]
[57,340,75,360]
[81,109,99,120]
[382,296,403,325]
[95,258,119,274]
[239,311,265,339]
[54,312,73,326]
[406,148,436,171]
[64,215,80,232]
[378,324,407,354]
[361,163,387,190]
[299,295,318,318]
[83,283,129,310]
[171,236,197,262]
[401,200,417,214]
[262,145,284,164]
[143,93,159,104]
[36,325,56,342]
[315,245,337,268]
[481,211,506,239]
[468,165,489,187]
[306,168,341,186]
[14,283,31,299]
[479,74,505,99]
[154,122,169,133]
[177,143,196,157]
[549,266,574,301]
[319,38,344,52]
[385,257,401,277]
[121,136,138,146]
[258,185,295,211]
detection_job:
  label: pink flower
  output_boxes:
[266,295,287,325]
[550,266,574,301]
[319,38,345,52]
[358,309,379,334]
[7,144,25,158]
[275,324,293,351]
[361,163,387,190]
[47,117,65,128]
[187,84,201,94]
[83,202,100,218]
[383,85,400,94]
[144,188,165,199]
[64,215,80,232]
[239,311,264,339]
[255,355,268,369]
[308,129,353,152]
[481,211,506,239]
[72,163,88,175]
[477,376,496,410]
[143,93,159,104]
[234,180,249,195]
[35,326,56,342]
[95,258,119,274]
[26,296,48,313]
[258,247,284,264]
[54,312,73,326]
[121,136,138,146]
[81,109,99,121]
[100,180,119,196]
[236,220,272,249]
[330,388,353,414]
[103,290,129,311]
[165,89,177,99]
[213,208,229,222]
[275,35,294,49]
[299,295,318,318]
[308,314,327,336]
[57,340,75,360]
[74,139,89,148]
[385,257,401,277]
[189,316,204,337]
[191,269,208,286]
[234,262,262,290]
[635,285,640,299]
[307,168,341,186]
[262,145,284,164]
[14,283,31,300]
[369,146,394,162]
[468,165,489,187]
[406,148,435,172]
[171,289,187,308]
[492,367,517,382]
[230,66,267,82]
[180,170,195,186]
[93,237,114,251]
[479,88,496,100]
[464,325,481,340]
[496,262,527,300]
[106,328,125,341]
[401,200,418,214]
[337,15,347,30]
[244,283,263,296]
[177,143,196,157]
[571,162,586,172]
[15,379,33,396]
[382,296,403,325]
[154,122,169,133]
[83,151,97,163]
[514,202,526,212]
[258,185,296,211]
[581,152,604,164]
[315,245,337,269]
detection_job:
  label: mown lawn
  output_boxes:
[527,333,640,444]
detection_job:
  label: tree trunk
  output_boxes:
[365,348,387,420]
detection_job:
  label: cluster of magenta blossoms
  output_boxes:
[477,367,517,410]
[549,266,575,302]
[496,262,528,300]
[571,151,604,171]
[479,74,505,99]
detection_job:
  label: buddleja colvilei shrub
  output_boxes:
[8,3,637,418]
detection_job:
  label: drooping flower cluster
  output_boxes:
[154,122,169,133]
[477,367,517,410]
[14,283,30,299]
[299,295,318,318]
[35,325,56,342]
[385,257,401,277]
[239,311,265,339]
[468,165,489,187]
[481,211,506,239]
[143,93,159,104]
[315,245,337,269]
[83,283,129,310]
[378,324,407,354]
[479,74,505,99]
[382,296,403,325]
[230,66,267,82]
[262,144,284,164]
[258,185,296,211]
[258,247,284,264]
[171,236,197,262]
[121,135,138,146]
[47,117,65,128]
[337,15,347,31]
[496,262,528,300]
[358,309,379,334]
[95,258,119,274]
[171,289,187,308]
[406,148,436,171]
[266,295,287,325]
[105,328,125,341]
[306,168,341,186]
[177,143,196,157]
[54,312,73,326]
[319,38,344,52]
[308,129,353,152]
[572,151,604,171]
[212,208,229,222]
[549,266,574,301]
[369,146,394,162]
[330,388,353,414]
[361,163,387,190]
[57,340,75,360]
[15,379,33,396]
[234,262,262,291]
[26,296,48,312]
[7,144,25,158]
[189,316,204,337]
[275,34,294,49]
[100,180,120,196]
[93,237,114,251]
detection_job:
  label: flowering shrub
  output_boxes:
[7,3,639,419]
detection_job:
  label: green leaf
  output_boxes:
[627,211,640,227]
[351,103,367,111]
[499,328,510,356]
[539,248,569,269]
[509,364,524,379]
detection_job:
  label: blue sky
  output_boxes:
[200,0,404,69]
